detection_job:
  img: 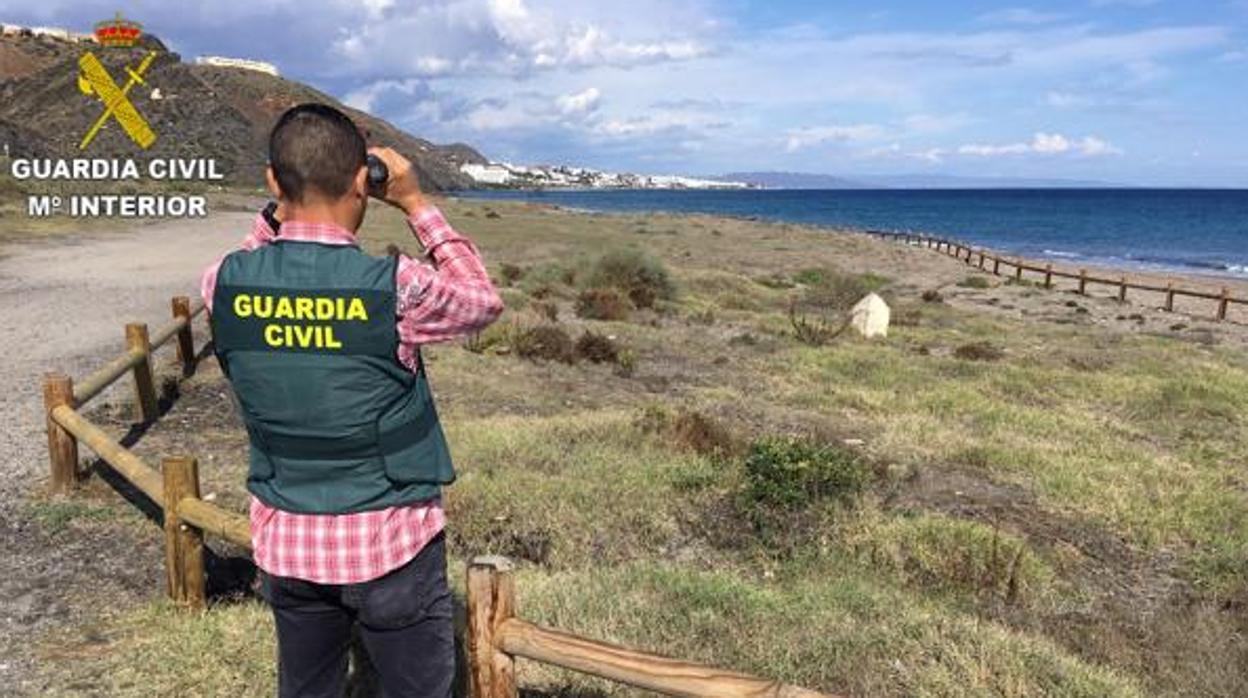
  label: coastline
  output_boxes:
[454,195,1248,327]
[457,187,1248,285]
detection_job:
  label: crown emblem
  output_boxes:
[93,12,142,48]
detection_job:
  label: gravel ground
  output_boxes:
[0,212,252,694]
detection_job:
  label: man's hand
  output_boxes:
[367,146,427,215]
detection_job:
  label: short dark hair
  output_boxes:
[268,103,366,203]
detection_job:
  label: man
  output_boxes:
[201,103,503,697]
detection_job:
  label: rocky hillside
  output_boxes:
[0,33,486,190]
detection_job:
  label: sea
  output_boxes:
[461,189,1248,279]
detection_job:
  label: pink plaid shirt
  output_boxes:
[201,205,502,583]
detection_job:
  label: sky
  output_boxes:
[3,1,1247,185]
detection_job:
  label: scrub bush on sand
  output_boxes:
[574,331,619,364]
[514,324,576,363]
[584,249,676,308]
[743,436,870,509]
[575,287,632,321]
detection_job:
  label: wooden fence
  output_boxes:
[866,230,1245,322]
[40,296,838,698]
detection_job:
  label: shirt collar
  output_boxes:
[277,220,358,246]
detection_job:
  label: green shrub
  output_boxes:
[576,288,632,321]
[788,303,846,346]
[519,262,578,295]
[635,405,739,457]
[575,331,620,363]
[793,268,827,285]
[743,436,870,509]
[462,321,514,354]
[848,511,1054,606]
[531,300,559,322]
[800,269,891,312]
[955,341,1005,362]
[958,275,992,289]
[627,284,658,310]
[514,324,576,363]
[755,273,796,290]
[585,249,676,304]
[499,262,525,285]
[498,287,528,311]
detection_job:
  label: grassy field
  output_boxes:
[35,197,1248,696]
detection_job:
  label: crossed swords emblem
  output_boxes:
[77,50,158,150]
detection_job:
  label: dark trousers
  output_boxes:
[259,533,454,698]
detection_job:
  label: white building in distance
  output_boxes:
[194,56,279,77]
[30,26,69,40]
[460,163,513,186]
[0,24,94,42]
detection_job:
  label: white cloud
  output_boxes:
[463,87,609,131]
[596,110,728,137]
[1077,136,1119,156]
[900,113,975,135]
[977,8,1066,25]
[784,124,888,152]
[787,114,971,154]
[958,132,1122,157]
[343,79,424,112]
[354,0,396,20]
[1045,91,1094,108]
[326,0,714,78]
[556,87,602,115]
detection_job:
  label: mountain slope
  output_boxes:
[0,34,484,191]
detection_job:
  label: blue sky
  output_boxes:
[3,1,1247,185]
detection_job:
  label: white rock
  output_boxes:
[850,293,890,338]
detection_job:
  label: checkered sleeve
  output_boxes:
[395,206,504,345]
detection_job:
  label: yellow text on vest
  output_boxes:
[232,293,369,350]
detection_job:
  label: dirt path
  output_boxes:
[0,211,253,694]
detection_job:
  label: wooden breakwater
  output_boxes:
[866,230,1244,322]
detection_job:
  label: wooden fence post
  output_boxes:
[126,323,159,423]
[978,252,986,270]
[1165,283,1175,312]
[1118,277,1128,303]
[1078,269,1087,295]
[171,296,195,374]
[467,556,518,698]
[1044,264,1053,289]
[42,373,78,494]
[992,257,1000,275]
[1015,262,1024,282]
[162,456,205,609]
[1218,287,1230,322]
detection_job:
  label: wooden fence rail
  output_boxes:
[865,230,1244,322]
[41,295,836,696]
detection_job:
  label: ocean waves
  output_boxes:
[464,188,1248,279]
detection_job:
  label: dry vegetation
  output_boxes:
[32,197,1248,697]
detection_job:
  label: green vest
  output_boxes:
[211,240,455,515]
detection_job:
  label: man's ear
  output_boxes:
[265,166,283,200]
[354,165,369,199]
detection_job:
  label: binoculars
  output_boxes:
[366,154,388,192]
